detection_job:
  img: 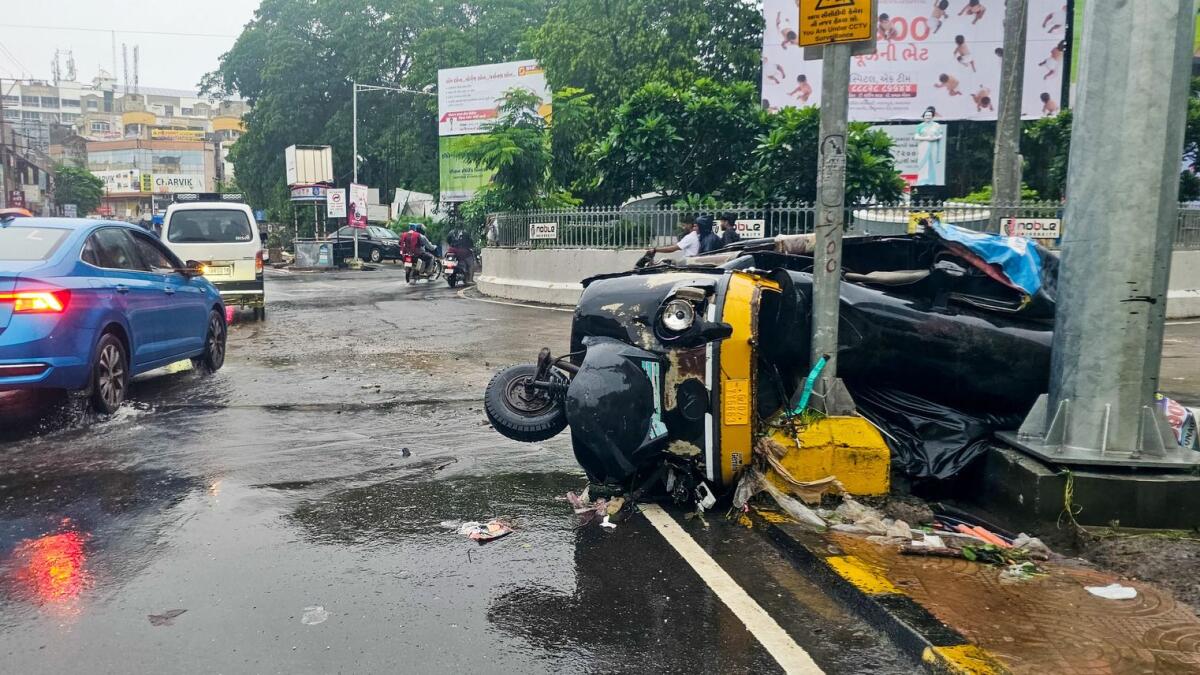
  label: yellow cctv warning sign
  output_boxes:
[799,0,874,46]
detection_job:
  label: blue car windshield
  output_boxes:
[0,226,69,261]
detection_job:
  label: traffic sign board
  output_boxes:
[326,189,347,218]
[798,0,874,47]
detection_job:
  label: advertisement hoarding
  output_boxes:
[1004,217,1061,240]
[290,184,330,202]
[152,174,206,193]
[762,0,1068,121]
[437,60,552,202]
[94,169,142,194]
[873,123,947,186]
[529,222,558,240]
[151,128,206,141]
[348,183,368,229]
[438,136,496,202]
[285,145,334,187]
[437,60,550,137]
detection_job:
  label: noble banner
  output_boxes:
[763,0,1069,121]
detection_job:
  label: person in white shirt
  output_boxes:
[647,217,701,259]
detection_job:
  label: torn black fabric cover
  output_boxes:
[848,383,1026,480]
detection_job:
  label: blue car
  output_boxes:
[0,212,226,413]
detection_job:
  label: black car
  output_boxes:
[330,225,402,263]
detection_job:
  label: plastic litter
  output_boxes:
[148,609,187,626]
[1086,583,1138,600]
[999,562,1043,584]
[732,467,825,529]
[301,606,329,625]
[566,490,609,526]
[459,519,513,542]
[600,515,617,530]
[1011,533,1053,560]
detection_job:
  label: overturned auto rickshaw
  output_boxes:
[484,224,1058,505]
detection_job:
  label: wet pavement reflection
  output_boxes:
[0,269,914,673]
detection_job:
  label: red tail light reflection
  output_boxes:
[9,525,89,604]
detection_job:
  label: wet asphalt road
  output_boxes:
[0,267,916,674]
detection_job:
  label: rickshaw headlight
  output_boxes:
[660,299,696,333]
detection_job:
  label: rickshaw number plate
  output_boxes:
[724,380,750,426]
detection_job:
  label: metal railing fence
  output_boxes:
[487,200,1200,251]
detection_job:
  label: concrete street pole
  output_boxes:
[1015,0,1195,463]
[989,0,1028,233]
[810,42,854,414]
[351,81,359,262]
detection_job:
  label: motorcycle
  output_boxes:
[444,249,476,288]
[403,252,443,283]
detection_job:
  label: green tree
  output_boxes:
[738,109,904,205]
[527,0,761,112]
[1021,110,1072,201]
[52,165,103,215]
[455,88,553,210]
[203,0,545,219]
[593,78,764,201]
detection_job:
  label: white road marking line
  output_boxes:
[1167,320,1200,326]
[455,288,574,313]
[640,504,823,675]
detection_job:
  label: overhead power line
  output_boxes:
[0,24,238,39]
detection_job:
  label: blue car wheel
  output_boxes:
[91,333,128,414]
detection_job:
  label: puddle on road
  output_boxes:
[285,467,582,545]
[0,468,203,626]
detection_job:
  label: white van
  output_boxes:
[162,193,266,320]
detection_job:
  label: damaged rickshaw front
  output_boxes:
[484,224,1062,510]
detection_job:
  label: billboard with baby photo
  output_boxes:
[762,0,1068,121]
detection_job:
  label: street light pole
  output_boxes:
[348,81,433,265]
[352,79,358,262]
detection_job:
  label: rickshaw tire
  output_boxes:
[484,364,568,443]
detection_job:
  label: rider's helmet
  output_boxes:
[410,222,425,234]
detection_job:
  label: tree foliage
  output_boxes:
[52,165,104,215]
[202,0,545,219]
[527,0,761,111]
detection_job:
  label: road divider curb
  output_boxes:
[754,514,1009,675]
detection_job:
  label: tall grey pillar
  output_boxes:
[1012,0,1196,464]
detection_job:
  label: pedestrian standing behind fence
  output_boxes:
[718,214,741,247]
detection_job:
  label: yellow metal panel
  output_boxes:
[768,417,890,496]
[717,273,768,487]
[825,555,901,596]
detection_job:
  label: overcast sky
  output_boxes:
[0,0,261,92]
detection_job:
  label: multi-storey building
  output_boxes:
[1,68,246,218]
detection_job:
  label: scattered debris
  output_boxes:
[148,609,187,626]
[459,519,513,542]
[566,489,609,526]
[400,447,412,458]
[600,516,617,530]
[301,606,329,625]
[732,468,826,529]
[999,562,1045,584]
[1086,583,1138,600]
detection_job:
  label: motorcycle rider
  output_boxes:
[400,222,437,271]
[446,226,476,281]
